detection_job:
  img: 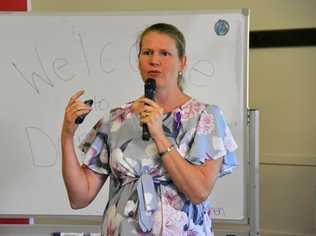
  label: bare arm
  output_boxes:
[61,90,107,209]
[154,137,222,204]
[61,134,106,209]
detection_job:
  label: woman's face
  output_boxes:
[138,31,186,90]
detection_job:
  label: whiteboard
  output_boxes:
[0,11,248,221]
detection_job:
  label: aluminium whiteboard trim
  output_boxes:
[249,109,260,236]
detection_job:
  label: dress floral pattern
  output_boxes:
[79,98,238,236]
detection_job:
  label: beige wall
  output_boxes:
[250,47,316,235]
[32,0,316,30]
[30,1,316,235]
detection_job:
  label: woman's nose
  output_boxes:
[149,53,160,66]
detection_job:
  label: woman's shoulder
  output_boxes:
[179,98,222,119]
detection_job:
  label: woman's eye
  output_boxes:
[142,50,152,55]
[160,51,170,56]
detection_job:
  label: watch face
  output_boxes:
[214,19,230,36]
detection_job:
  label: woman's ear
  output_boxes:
[180,55,187,71]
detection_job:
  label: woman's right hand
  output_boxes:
[61,90,92,138]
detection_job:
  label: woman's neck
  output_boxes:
[155,87,190,113]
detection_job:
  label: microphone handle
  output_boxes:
[142,123,150,141]
[142,88,155,141]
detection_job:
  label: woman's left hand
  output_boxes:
[132,97,165,140]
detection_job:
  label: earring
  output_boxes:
[178,71,183,76]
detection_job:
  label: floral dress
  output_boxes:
[79,98,238,236]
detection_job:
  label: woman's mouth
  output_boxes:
[147,70,161,77]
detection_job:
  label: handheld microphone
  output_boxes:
[142,79,156,141]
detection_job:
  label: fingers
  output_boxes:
[139,110,151,119]
[133,97,163,113]
[67,90,85,106]
[139,97,160,109]
[133,97,164,129]
[142,105,154,113]
[139,108,162,124]
[65,90,92,124]
[133,97,164,138]
[132,98,143,114]
[62,90,91,137]
[69,104,92,119]
[66,101,92,122]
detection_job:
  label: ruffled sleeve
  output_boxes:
[79,116,111,175]
[184,104,238,177]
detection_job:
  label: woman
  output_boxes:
[61,23,238,235]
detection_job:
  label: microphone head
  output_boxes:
[144,78,156,90]
[144,79,156,100]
